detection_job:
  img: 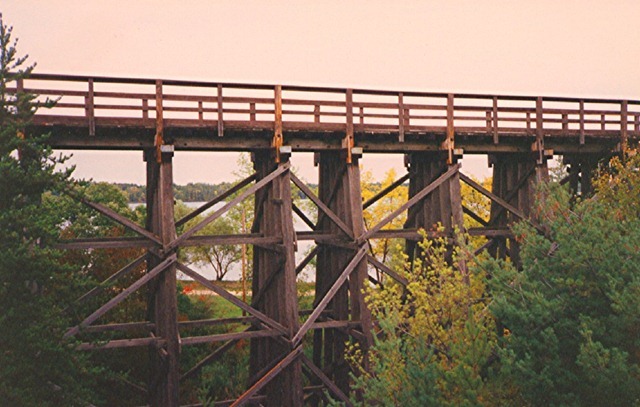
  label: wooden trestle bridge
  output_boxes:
[13,73,640,406]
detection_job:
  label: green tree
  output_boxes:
[347,235,504,406]
[0,16,100,405]
[485,151,640,406]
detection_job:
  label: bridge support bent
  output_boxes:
[145,148,180,407]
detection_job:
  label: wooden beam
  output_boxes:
[64,254,177,338]
[362,172,410,210]
[291,247,367,346]
[290,172,354,239]
[176,262,289,337]
[176,172,257,227]
[230,347,303,407]
[366,254,408,286]
[73,254,147,305]
[359,163,460,243]
[300,354,354,407]
[168,163,290,251]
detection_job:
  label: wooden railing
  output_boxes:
[7,73,640,144]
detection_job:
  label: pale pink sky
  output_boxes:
[4,1,640,184]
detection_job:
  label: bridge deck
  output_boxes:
[12,73,640,154]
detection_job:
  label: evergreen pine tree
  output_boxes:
[0,15,99,406]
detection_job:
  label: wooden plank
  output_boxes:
[168,163,290,251]
[290,172,354,239]
[580,100,585,145]
[463,204,488,226]
[180,334,244,381]
[230,347,303,407]
[180,328,281,346]
[300,354,354,407]
[292,203,316,230]
[77,336,163,351]
[64,254,177,338]
[176,262,289,336]
[359,164,460,243]
[366,254,408,286]
[492,96,498,143]
[86,78,95,136]
[291,247,367,346]
[73,195,163,246]
[155,80,164,151]
[80,321,154,334]
[176,172,257,227]
[296,246,318,276]
[345,89,354,163]
[621,100,628,153]
[460,172,535,226]
[362,172,410,210]
[398,92,405,142]
[217,84,224,137]
[74,254,147,305]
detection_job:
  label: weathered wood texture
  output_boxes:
[145,148,180,406]
[487,153,544,264]
[404,152,465,261]
[249,151,303,407]
[312,152,372,397]
[12,73,639,154]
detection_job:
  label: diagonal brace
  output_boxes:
[291,247,367,347]
[64,253,177,338]
[176,172,257,227]
[176,262,289,337]
[359,163,461,244]
[230,346,303,407]
[290,172,354,240]
[168,162,290,252]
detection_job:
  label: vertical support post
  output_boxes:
[313,151,372,397]
[488,154,538,265]
[250,151,302,406]
[145,147,180,407]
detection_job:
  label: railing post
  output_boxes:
[250,102,256,123]
[579,100,585,145]
[445,93,455,165]
[535,97,546,169]
[398,92,405,143]
[344,89,354,163]
[155,80,164,163]
[273,85,283,162]
[492,96,499,144]
[217,84,224,137]
[85,78,95,136]
[142,99,149,121]
[314,104,320,124]
[621,100,628,154]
